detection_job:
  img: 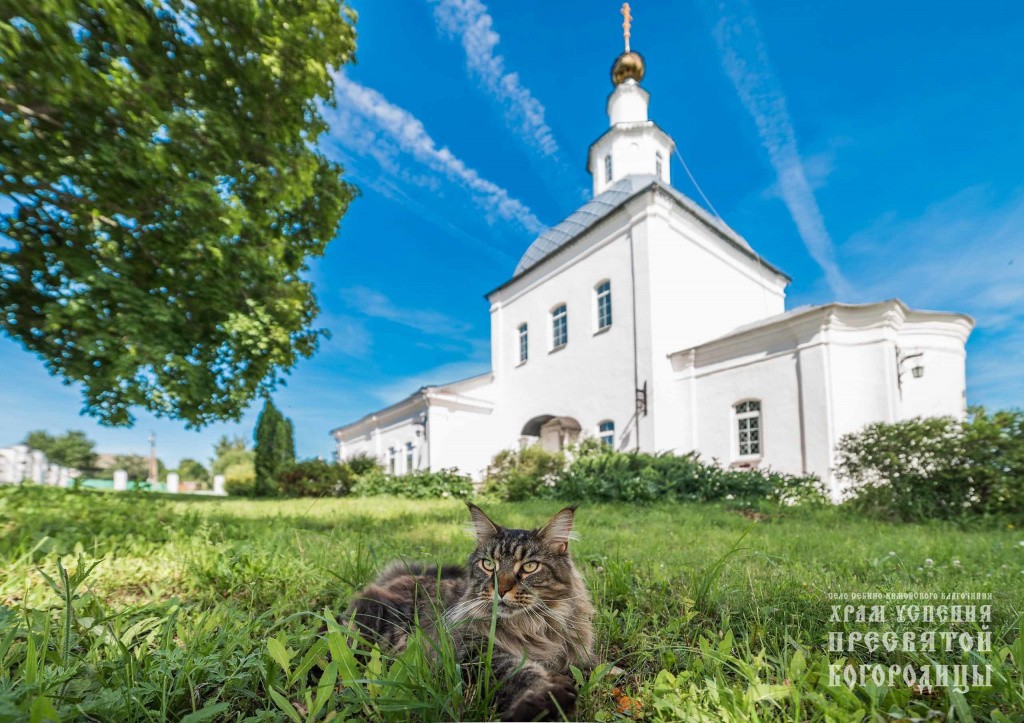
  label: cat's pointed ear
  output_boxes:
[467,503,499,543]
[538,505,577,554]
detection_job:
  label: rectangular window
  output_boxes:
[405,441,414,472]
[655,152,663,179]
[599,420,615,446]
[735,400,762,456]
[388,447,397,474]
[604,154,613,183]
[551,304,568,349]
[596,281,612,330]
[518,323,528,363]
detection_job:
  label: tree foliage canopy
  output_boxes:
[112,453,164,483]
[210,437,252,478]
[23,429,97,470]
[175,457,208,483]
[0,0,358,427]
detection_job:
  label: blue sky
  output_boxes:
[2,0,1022,467]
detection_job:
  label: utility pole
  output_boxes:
[148,431,158,484]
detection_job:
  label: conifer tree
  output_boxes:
[254,399,296,495]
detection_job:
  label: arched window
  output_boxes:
[735,400,762,457]
[604,154,613,183]
[655,151,663,179]
[551,304,568,349]
[595,280,612,330]
[517,323,528,363]
[598,420,615,446]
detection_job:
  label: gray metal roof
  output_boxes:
[512,174,770,278]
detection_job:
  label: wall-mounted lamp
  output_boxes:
[896,346,925,396]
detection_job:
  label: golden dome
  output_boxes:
[611,50,645,85]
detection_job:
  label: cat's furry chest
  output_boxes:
[453,590,595,672]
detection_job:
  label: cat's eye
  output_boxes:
[480,559,496,572]
[520,561,540,574]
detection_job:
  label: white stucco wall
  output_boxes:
[643,197,788,452]
[486,201,645,457]
[668,302,973,496]
[334,400,427,476]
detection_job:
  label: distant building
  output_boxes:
[329,37,971,496]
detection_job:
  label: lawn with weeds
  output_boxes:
[1,486,1022,721]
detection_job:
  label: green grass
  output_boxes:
[1,486,1022,721]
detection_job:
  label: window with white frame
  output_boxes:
[388,447,397,474]
[405,441,414,472]
[655,151,663,179]
[598,420,615,446]
[735,401,762,456]
[595,280,612,330]
[551,304,568,349]
[604,154,613,183]
[517,323,528,363]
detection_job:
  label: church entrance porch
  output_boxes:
[520,415,582,453]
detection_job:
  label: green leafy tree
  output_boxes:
[176,458,208,484]
[23,430,97,470]
[223,459,257,496]
[0,1,358,428]
[254,399,294,495]
[212,435,247,460]
[113,454,150,483]
[210,435,253,478]
[211,449,254,476]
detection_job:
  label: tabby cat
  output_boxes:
[345,504,596,721]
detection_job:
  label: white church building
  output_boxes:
[330,39,972,496]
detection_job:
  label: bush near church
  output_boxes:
[276,459,355,498]
[482,439,826,505]
[223,460,257,497]
[351,467,474,500]
[836,407,1024,521]
[483,445,566,501]
[345,451,382,477]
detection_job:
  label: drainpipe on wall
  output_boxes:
[420,392,431,472]
[628,229,641,451]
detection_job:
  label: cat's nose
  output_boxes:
[497,575,515,597]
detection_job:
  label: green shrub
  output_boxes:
[275,459,355,498]
[552,446,824,505]
[836,408,1024,521]
[483,445,566,501]
[223,460,258,497]
[351,467,473,500]
[479,440,824,506]
[345,451,382,477]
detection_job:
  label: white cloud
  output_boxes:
[710,1,851,297]
[429,0,559,158]
[340,286,475,338]
[327,73,545,235]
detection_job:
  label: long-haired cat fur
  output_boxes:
[345,504,596,721]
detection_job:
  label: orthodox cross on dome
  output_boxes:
[621,3,632,52]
